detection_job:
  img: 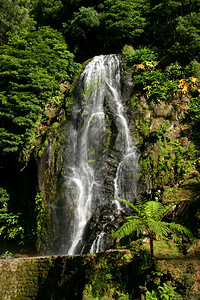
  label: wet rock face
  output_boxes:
[82,205,129,254]
[153,102,174,119]
[36,121,73,255]
[120,65,135,102]
[38,55,139,255]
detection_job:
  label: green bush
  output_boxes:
[123,46,179,104]
[140,137,197,190]
[0,26,80,161]
[146,283,180,300]
[0,187,24,241]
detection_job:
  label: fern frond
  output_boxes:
[144,201,163,220]
[135,195,147,207]
[113,220,134,238]
[147,219,170,238]
[168,222,193,240]
[113,217,145,238]
[116,198,141,215]
[113,197,193,251]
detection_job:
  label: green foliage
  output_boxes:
[147,0,200,64]
[30,0,64,28]
[165,62,185,80]
[186,60,200,79]
[124,46,158,65]
[82,254,131,299]
[123,46,179,104]
[140,137,197,190]
[0,187,24,241]
[63,0,150,57]
[69,6,100,38]
[190,96,200,123]
[122,45,136,60]
[65,6,101,57]
[35,191,45,239]
[1,250,13,258]
[0,26,79,160]
[0,0,36,44]
[0,0,198,267]
[100,0,150,44]
[146,283,179,300]
[136,71,178,103]
[24,0,200,63]
[170,12,200,62]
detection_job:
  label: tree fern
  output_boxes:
[114,198,193,258]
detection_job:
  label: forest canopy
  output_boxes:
[0,26,79,158]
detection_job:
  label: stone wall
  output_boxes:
[0,254,86,299]
[0,250,132,300]
[1,250,200,299]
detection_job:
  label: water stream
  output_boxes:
[54,55,139,255]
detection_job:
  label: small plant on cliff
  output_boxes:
[1,250,13,258]
[114,199,193,259]
[35,191,45,239]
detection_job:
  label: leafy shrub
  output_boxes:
[127,47,158,65]
[146,283,180,300]
[123,46,179,104]
[165,62,185,80]
[0,26,80,161]
[0,187,24,241]
[122,45,136,60]
[140,138,197,190]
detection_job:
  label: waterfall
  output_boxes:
[52,55,139,255]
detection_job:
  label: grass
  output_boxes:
[163,177,200,204]
[125,238,200,260]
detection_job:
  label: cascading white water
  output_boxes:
[106,83,138,209]
[66,55,118,255]
[89,223,107,254]
[55,54,139,255]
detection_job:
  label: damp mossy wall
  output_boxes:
[1,250,199,300]
[0,250,136,300]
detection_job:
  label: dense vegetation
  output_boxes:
[0,0,199,294]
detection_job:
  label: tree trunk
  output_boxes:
[149,232,154,260]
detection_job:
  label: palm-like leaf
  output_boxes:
[145,201,179,221]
